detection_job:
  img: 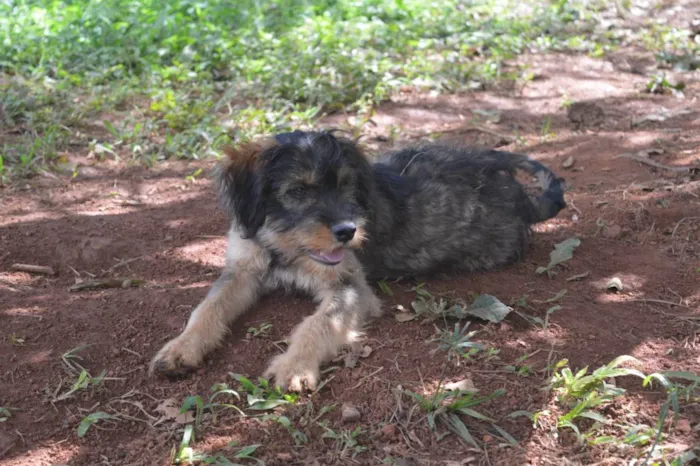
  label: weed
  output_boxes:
[261,414,309,446]
[646,74,685,95]
[185,168,204,183]
[407,321,508,447]
[54,344,116,402]
[8,334,25,346]
[0,407,11,422]
[428,322,484,363]
[77,411,116,438]
[0,1,631,180]
[505,351,540,378]
[246,323,273,339]
[318,423,368,459]
[377,279,394,296]
[231,373,298,410]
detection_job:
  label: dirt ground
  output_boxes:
[2,49,700,465]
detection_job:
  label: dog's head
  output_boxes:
[217,130,373,266]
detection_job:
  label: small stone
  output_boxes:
[483,434,493,443]
[341,403,361,423]
[603,224,622,239]
[562,156,575,169]
[276,452,293,461]
[606,277,623,292]
[444,378,477,393]
[676,418,691,433]
[379,423,399,441]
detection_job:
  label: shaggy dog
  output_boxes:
[150,130,566,391]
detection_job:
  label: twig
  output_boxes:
[671,217,700,238]
[69,278,145,292]
[627,298,692,310]
[121,347,142,358]
[348,367,384,390]
[103,256,143,274]
[615,152,698,173]
[569,199,582,216]
[11,263,55,276]
[641,221,655,245]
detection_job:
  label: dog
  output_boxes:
[149,130,566,391]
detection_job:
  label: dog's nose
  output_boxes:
[331,222,356,243]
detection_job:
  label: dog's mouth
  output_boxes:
[307,247,345,266]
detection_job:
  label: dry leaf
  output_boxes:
[155,398,194,424]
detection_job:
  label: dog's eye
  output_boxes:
[288,186,307,198]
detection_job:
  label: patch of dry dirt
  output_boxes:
[1,50,700,465]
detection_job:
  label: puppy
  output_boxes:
[150,130,566,391]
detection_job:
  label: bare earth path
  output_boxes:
[1,50,699,465]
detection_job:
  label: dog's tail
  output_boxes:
[483,149,567,223]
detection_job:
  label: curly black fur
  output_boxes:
[217,130,566,280]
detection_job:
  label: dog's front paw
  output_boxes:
[264,351,320,392]
[149,335,202,378]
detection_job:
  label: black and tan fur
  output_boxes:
[150,130,566,391]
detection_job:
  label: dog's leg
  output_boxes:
[150,228,269,377]
[264,276,381,391]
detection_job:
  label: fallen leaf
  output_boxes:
[536,237,581,277]
[408,430,425,448]
[155,398,194,424]
[464,294,511,323]
[395,313,416,323]
[562,156,575,169]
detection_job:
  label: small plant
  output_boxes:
[0,407,11,422]
[540,116,553,139]
[543,356,646,442]
[428,322,484,363]
[77,411,116,438]
[261,414,308,446]
[231,373,299,410]
[505,351,540,378]
[641,371,700,464]
[178,382,244,429]
[646,73,685,95]
[407,321,508,447]
[55,368,108,401]
[406,387,506,447]
[174,433,263,466]
[318,423,368,459]
[377,279,393,296]
[185,168,204,183]
[246,323,273,338]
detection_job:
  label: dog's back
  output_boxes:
[360,144,566,279]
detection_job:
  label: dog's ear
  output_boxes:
[335,136,374,210]
[217,139,277,238]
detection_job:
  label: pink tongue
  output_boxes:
[320,248,345,262]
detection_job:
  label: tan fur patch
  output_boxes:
[304,224,336,251]
[348,224,367,249]
[220,137,277,172]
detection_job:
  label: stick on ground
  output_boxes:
[11,263,56,276]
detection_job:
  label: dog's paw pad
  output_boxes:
[264,354,320,393]
[150,358,197,379]
[149,337,201,379]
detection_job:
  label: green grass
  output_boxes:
[0,0,622,181]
